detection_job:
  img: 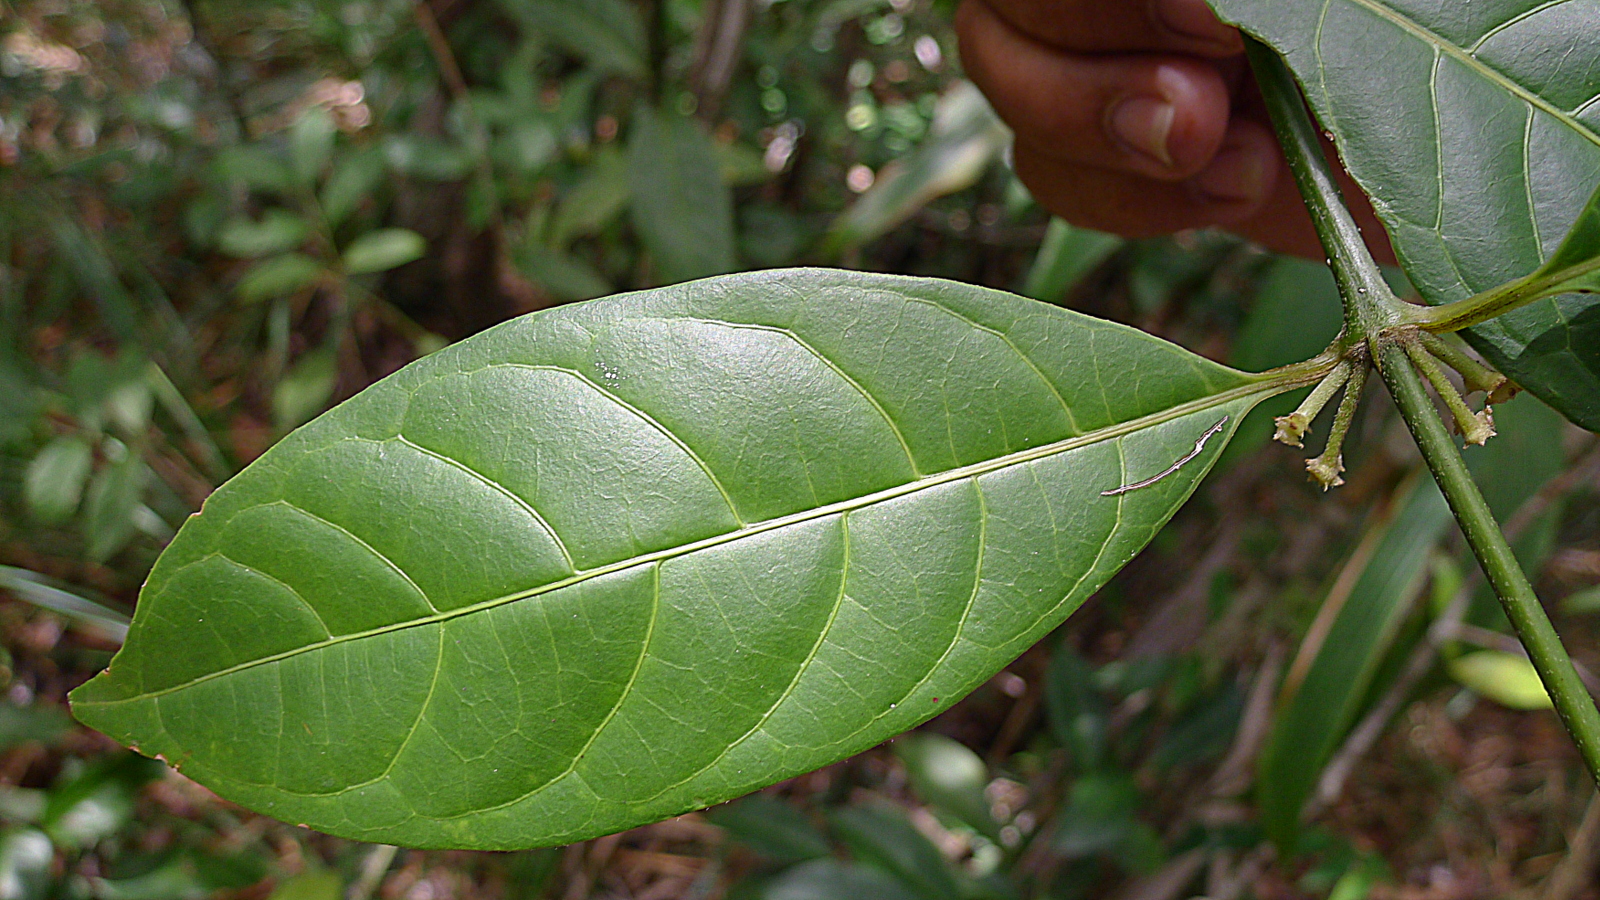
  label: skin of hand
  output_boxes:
[955,0,1396,263]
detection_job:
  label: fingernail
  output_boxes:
[1108,96,1176,167]
[1153,0,1235,45]
[1192,141,1271,203]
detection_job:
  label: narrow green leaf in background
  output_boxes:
[0,704,72,752]
[236,255,324,304]
[48,219,139,341]
[42,753,164,850]
[1020,219,1123,306]
[830,805,962,900]
[342,229,426,275]
[548,146,630,247]
[72,269,1283,849]
[0,566,130,642]
[213,146,296,197]
[1052,772,1160,871]
[1208,0,1600,430]
[24,436,93,524]
[513,245,612,302]
[319,148,388,229]
[1563,586,1600,616]
[1257,474,1453,853]
[272,348,338,429]
[382,135,473,182]
[708,796,830,864]
[82,448,150,564]
[289,107,337,187]
[762,859,923,900]
[495,0,647,78]
[0,829,53,900]
[627,108,737,283]
[266,870,343,900]
[824,82,1009,255]
[219,211,310,259]
[895,733,1000,840]
[1044,644,1108,771]
[1447,651,1552,711]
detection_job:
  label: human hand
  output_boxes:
[955,0,1394,261]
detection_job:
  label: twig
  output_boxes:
[987,673,1043,766]
[1209,643,1287,799]
[1205,845,1274,900]
[346,844,398,900]
[688,0,750,121]
[412,0,469,100]
[1313,622,1439,811]
[1124,520,1245,659]
[1503,435,1600,539]
[1248,33,1600,788]
[1543,788,1600,900]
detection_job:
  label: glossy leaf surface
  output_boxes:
[1211,0,1600,430]
[72,269,1270,849]
[1527,181,1600,297]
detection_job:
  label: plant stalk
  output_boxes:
[1378,344,1600,783]
[1242,37,1399,341]
[1407,254,1600,333]
[1247,36,1600,786]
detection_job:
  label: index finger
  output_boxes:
[978,0,1243,56]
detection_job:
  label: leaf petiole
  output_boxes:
[1405,256,1600,333]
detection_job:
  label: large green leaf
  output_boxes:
[72,269,1276,849]
[1210,0,1600,430]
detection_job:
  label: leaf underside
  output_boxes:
[1211,0,1600,430]
[71,269,1265,849]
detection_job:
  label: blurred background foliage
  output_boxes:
[2,0,1600,898]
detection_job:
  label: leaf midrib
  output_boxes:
[78,377,1286,708]
[1334,0,1600,150]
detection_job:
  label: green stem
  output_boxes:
[1243,37,1399,341]
[1378,344,1600,784]
[1407,254,1600,333]
[1247,36,1600,787]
